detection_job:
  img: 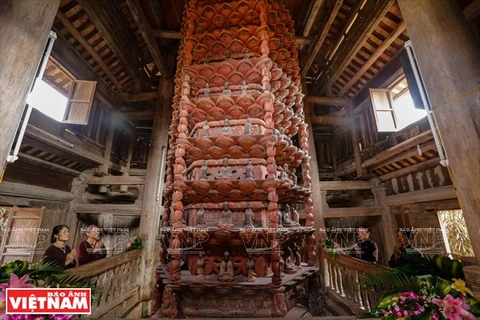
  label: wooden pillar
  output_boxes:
[98,117,115,192]
[398,0,480,263]
[348,103,364,177]
[138,77,172,302]
[0,0,60,170]
[302,81,327,239]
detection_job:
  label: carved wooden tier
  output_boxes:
[158,0,317,317]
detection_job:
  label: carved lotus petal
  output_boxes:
[252,189,265,200]
[216,180,234,195]
[199,65,215,79]
[213,14,226,28]
[246,69,261,83]
[210,73,225,87]
[228,105,244,118]
[247,104,264,118]
[273,114,283,125]
[245,36,260,52]
[262,180,277,189]
[268,51,278,61]
[270,80,280,92]
[228,189,245,201]
[216,96,234,109]
[266,10,277,24]
[216,136,235,150]
[237,60,253,75]
[219,30,234,45]
[229,38,244,53]
[237,27,252,43]
[238,180,256,194]
[229,11,242,26]
[193,43,209,57]
[280,9,289,21]
[208,145,225,158]
[192,109,207,121]
[229,145,245,158]
[201,5,216,21]
[236,95,255,108]
[271,68,282,81]
[274,101,285,114]
[282,120,292,129]
[195,138,214,152]
[200,33,215,48]
[211,107,226,120]
[248,145,265,158]
[237,135,257,150]
[228,71,243,85]
[187,9,200,21]
[211,41,226,55]
[219,3,232,18]
[237,1,250,16]
[269,37,281,51]
[275,23,286,35]
[217,63,234,77]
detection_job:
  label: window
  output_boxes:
[370,75,427,132]
[437,210,474,258]
[27,79,68,122]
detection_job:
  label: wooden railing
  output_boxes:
[65,249,143,318]
[321,249,387,314]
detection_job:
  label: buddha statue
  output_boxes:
[291,168,297,185]
[284,248,299,274]
[200,160,208,180]
[202,121,210,137]
[244,203,254,227]
[218,201,234,228]
[292,205,300,226]
[246,254,257,282]
[218,251,235,282]
[244,117,252,135]
[221,82,232,96]
[196,205,206,227]
[217,157,232,179]
[241,80,247,95]
[204,83,210,98]
[245,159,254,179]
[292,243,301,266]
[282,204,296,227]
[221,118,233,134]
[196,252,206,281]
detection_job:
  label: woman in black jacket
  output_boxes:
[388,228,422,267]
[352,226,378,263]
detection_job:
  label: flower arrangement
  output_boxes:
[358,254,480,320]
[125,236,144,252]
[0,260,95,320]
[323,239,345,259]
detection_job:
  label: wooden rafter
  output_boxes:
[147,0,165,28]
[77,0,144,90]
[308,96,350,106]
[56,10,122,90]
[126,0,166,76]
[302,0,325,37]
[302,0,344,77]
[326,0,396,89]
[464,0,480,22]
[118,91,157,102]
[311,115,352,126]
[337,20,406,96]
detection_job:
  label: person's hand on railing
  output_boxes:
[66,249,77,266]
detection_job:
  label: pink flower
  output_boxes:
[0,274,35,291]
[432,294,476,320]
[400,291,419,300]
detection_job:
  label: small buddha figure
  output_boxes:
[291,168,298,185]
[246,253,257,282]
[200,160,208,180]
[276,208,283,228]
[217,157,232,179]
[282,164,289,181]
[196,252,206,281]
[292,243,302,266]
[278,167,286,181]
[218,251,235,282]
[218,201,234,228]
[221,82,232,96]
[244,117,252,135]
[284,248,299,274]
[292,205,300,226]
[244,203,254,227]
[241,80,247,95]
[202,121,210,137]
[204,83,210,98]
[245,159,254,180]
[197,205,206,227]
[282,204,296,227]
[221,119,233,134]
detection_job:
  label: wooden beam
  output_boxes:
[324,207,384,218]
[0,181,74,202]
[147,0,165,29]
[337,20,406,96]
[379,157,440,181]
[76,0,144,89]
[303,0,325,37]
[55,10,122,90]
[18,152,81,176]
[319,180,373,190]
[464,0,480,22]
[361,130,433,168]
[296,36,313,46]
[73,203,142,215]
[311,115,352,126]
[308,96,350,106]
[123,110,154,120]
[126,0,166,76]
[87,175,146,185]
[384,186,457,206]
[118,91,157,102]
[302,0,344,76]
[327,0,396,88]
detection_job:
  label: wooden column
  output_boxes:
[348,103,364,177]
[98,116,115,193]
[398,0,480,263]
[302,81,327,239]
[138,77,172,302]
[0,0,60,169]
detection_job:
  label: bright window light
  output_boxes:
[27,80,68,122]
[392,91,427,130]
